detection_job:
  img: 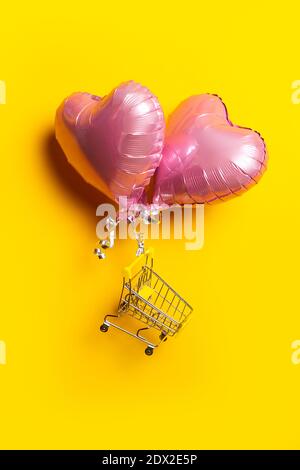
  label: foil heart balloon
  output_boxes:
[153,94,267,205]
[55,81,165,203]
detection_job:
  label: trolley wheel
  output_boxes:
[120,300,128,311]
[100,323,109,333]
[159,333,168,342]
[145,347,154,356]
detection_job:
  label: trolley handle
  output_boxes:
[123,248,154,280]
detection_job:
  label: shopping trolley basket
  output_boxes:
[100,248,193,355]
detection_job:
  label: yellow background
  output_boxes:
[0,0,300,450]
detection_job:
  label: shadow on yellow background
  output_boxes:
[0,0,300,450]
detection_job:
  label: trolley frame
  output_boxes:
[100,249,193,355]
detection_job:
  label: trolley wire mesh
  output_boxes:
[119,264,193,337]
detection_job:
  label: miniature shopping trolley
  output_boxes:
[100,248,193,355]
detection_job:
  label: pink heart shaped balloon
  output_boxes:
[55,81,165,203]
[153,94,267,205]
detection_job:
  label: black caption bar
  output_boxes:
[0,450,299,468]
